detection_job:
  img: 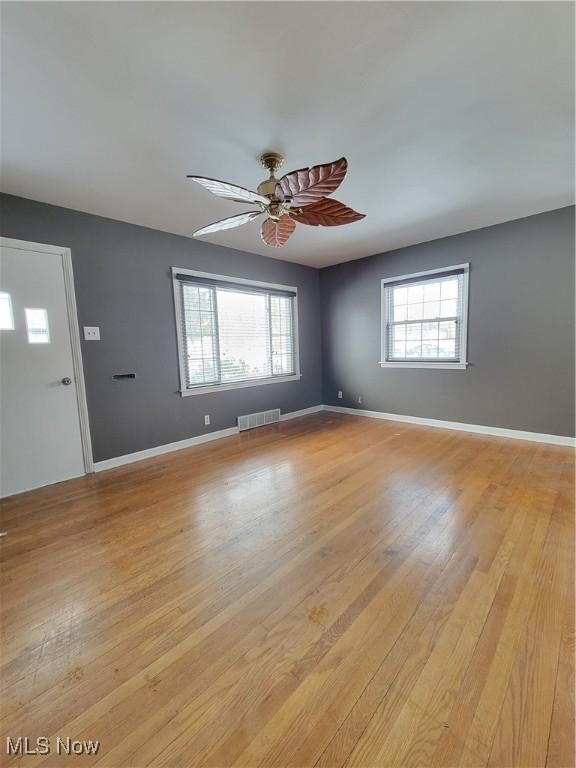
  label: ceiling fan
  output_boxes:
[187,152,365,247]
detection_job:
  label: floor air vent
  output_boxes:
[238,408,281,432]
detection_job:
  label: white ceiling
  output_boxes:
[1,2,573,268]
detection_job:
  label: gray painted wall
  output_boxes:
[0,194,323,461]
[320,206,575,437]
[2,195,573,458]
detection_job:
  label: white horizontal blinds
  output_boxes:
[386,273,463,362]
[217,288,271,382]
[217,290,295,382]
[178,276,296,389]
[270,294,296,376]
[180,283,220,386]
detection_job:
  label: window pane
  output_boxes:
[218,290,270,382]
[199,286,213,309]
[187,336,202,358]
[439,320,456,339]
[406,323,422,340]
[273,353,293,375]
[203,359,218,379]
[406,341,422,357]
[186,286,201,310]
[407,285,424,304]
[423,282,441,301]
[187,360,204,384]
[393,304,407,322]
[393,324,406,341]
[422,300,440,319]
[393,286,407,305]
[270,294,295,376]
[182,284,218,386]
[0,292,14,330]
[25,308,50,344]
[440,298,457,317]
[201,314,214,333]
[441,279,458,299]
[439,339,456,358]
[421,341,439,358]
[393,341,406,358]
[422,321,438,340]
[407,303,423,321]
[201,336,215,357]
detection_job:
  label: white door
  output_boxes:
[0,239,90,497]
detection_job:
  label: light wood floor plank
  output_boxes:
[1,413,573,768]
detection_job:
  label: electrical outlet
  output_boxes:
[204,415,210,426]
[358,396,363,405]
[337,390,343,399]
[83,326,100,341]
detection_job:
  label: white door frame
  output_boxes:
[1,237,94,474]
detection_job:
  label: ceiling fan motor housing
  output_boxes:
[257,178,280,198]
[258,152,286,203]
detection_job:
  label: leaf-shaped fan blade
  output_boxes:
[261,216,296,247]
[277,157,348,205]
[291,198,365,227]
[193,210,262,238]
[187,176,269,205]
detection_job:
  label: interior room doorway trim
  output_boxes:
[0,237,94,474]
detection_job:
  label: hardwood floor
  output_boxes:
[1,412,573,767]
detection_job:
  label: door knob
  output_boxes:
[61,377,72,385]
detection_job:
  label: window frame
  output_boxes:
[380,263,470,370]
[172,268,301,396]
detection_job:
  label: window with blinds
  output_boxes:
[381,264,469,369]
[173,270,299,393]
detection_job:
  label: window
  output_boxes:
[25,307,50,344]
[0,292,14,330]
[381,264,469,369]
[173,269,300,395]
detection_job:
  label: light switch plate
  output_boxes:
[83,326,100,341]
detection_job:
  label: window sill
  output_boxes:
[180,373,302,396]
[379,361,469,370]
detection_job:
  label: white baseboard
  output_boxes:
[323,405,575,447]
[94,402,573,472]
[280,404,325,421]
[94,426,240,472]
[94,405,326,472]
